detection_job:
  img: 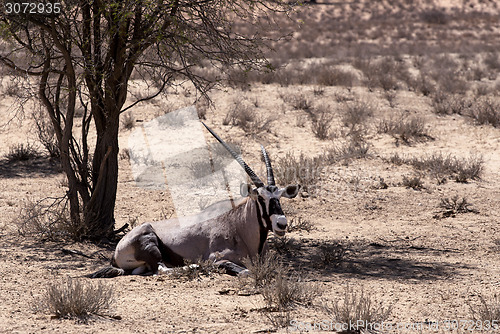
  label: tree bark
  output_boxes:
[84,118,119,240]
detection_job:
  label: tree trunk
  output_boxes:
[83,117,120,240]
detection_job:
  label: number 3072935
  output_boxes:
[4,2,61,15]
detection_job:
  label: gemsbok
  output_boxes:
[88,122,300,277]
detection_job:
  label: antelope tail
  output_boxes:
[86,266,126,278]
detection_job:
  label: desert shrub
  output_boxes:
[227,68,251,90]
[341,100,374,130]
[358,57,408,91]
[34,277,114,320]
[323,285,393,332]
[469,293,500,326]
[271,236,303,256]
[470,97,500,128]
[290,94,312,111]
[250,113,276,135]
[316,67,355,87]
[402,175,424,190]
[439,195,477,216]
[377,115,432,145]
[388,152,483,183]
[409,74,435,96]
[286,216,314,233]
[242,253,281,289]
[5,143,40,162]
[311,107,334,140]
[195,97,209,120]
[17,197,85,241]
[261,268,320,310]
[431,93,473,115]
[313,86,325,96]
[274,152,323,194]
[223,101,254,127]
[121,112,135,130]
[223,101,275,134]
[33,109,60,158]
[326,138,370,163]
[314,240,347,268]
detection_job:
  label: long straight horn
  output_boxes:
[202,122,265,188]
[260,145,275,186]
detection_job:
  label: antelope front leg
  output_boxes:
[214,259,249,277]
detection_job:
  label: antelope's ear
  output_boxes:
[240,183,257,198]
[281,184,300,198]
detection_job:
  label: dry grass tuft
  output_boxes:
[16,197,85,241]
[377,115,432,145]
[439,195,478,217]
[242,253,281,289]
[402,174,424,190]
[5,143,40,162]
[469,293,500,327]
[314,240,347,268]
[34,277,114,320]
[323,285,393,332]
[311,106,334,140]
[260,267,320,311]
[121,112,135,130]
[388,152,483,183]
[341,100,374,130]
[287,216,314,233]
[274,152,323,195]
[469,97,500,128]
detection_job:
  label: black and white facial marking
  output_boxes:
[245,184,300,237]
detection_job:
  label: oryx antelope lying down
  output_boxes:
[88,122,299,278]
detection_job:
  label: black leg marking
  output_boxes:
[216,260,248,276]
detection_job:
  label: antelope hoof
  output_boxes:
[157,263,173,275]
[238,269,250,278]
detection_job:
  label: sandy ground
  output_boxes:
[1,1,500,334]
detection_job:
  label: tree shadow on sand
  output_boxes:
[0,157,62,178]
[269,236,471,282]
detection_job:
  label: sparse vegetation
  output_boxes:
[438,195,478,217]
[33,109,60,158]
[287,216,314,233]
[34,277,114,320]
[469,293,500,326]
[289,94,312,111]
[469,97,500,128]
[242,253,281,289]
[260,261,320,312]
[16,197,85,241]
[314,240,347,268]
[431,93,472,116]
[377,115,432,145]
[323,285,393,332]
[274,152,323,195]
[341,100,374,130]
[5,143,40,162]
[402,174,424,190]
[311,107,334,140]
[121,112,135,130]
[316,67,355,87]
[326,138,370,163]
[388,152,484,183]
